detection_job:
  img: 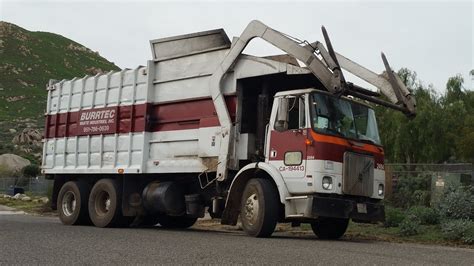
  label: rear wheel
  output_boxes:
[157,214,197,229]
[310,217,349,239]
[88,179,132,227]
[240,178,279,238]
[57,181,91,225]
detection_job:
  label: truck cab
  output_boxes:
[226,88,385,238]
[269,89,384,199]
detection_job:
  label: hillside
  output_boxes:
[0,21,120,162]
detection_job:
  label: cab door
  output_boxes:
[267,95,309,193]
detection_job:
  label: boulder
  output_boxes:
[3,194,12,199]
[12,128,43,146]
[39,197,49,204]
[0,153,30,172]
[21,196,31,201]
[13,193,26,199]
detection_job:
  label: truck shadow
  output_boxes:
[132,225,376,244]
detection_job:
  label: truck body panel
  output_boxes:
[43,51,306,175]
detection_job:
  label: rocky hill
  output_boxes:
[0,21,120,163]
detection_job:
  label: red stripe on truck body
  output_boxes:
[44,96,237,138]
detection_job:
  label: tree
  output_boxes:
[376,68,445,163]
[444,75,464,104]
[376,69,472,163]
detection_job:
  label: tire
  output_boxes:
[310,217,349,239]
[57,181,91,225]
[157,214,197,229]
[240,178,279,238]
[88,178,130,228]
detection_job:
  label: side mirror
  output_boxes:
[275,98,289,132]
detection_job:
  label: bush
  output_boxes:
[399,216,421,236]
[406,206,439,225]
[461,223,474,245]
[384,207,406,227]
[390,173,431,208]
[22,164,40,178]
[437,186,474,220]
[441,219,471,241]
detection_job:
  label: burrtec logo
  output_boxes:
[80,109,116,121]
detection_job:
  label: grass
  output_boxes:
[0,197,53,215]
[344,222,471,248]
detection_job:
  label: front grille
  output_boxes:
[343,152,374,197]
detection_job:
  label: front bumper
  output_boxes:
[311,196,385,222]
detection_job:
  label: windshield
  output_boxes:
[310,92,381,145]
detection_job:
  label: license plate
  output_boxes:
[357,203,367,213]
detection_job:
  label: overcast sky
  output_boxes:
[1,0,473,93]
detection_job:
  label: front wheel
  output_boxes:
[311,217,349,239]
[240,178,279,238]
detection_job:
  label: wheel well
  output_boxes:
[221,168,284,225]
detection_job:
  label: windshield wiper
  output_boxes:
[324,128,345,137]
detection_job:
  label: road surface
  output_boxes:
[0,213,473,265]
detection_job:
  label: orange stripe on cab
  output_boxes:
[309,130,384,155]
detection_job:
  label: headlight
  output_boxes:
[322,176,333,190]
[378,184,384,196]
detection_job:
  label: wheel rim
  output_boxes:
[62,191,76,217]
[244,193,259,226]
[95,191,111,216]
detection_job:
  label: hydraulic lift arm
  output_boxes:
[335,52,416,115]
[209,20,416,181]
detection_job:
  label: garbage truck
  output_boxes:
[43,20,416,238]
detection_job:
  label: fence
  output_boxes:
[385,163,474,205]
[0,176,53,196]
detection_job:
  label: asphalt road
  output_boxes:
[0,213,473,265]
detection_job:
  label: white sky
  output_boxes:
[1,0,473,92]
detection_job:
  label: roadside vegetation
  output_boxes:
[373,180,474,246]
[0,195,51,214]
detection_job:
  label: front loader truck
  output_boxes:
[43,21,416,238]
